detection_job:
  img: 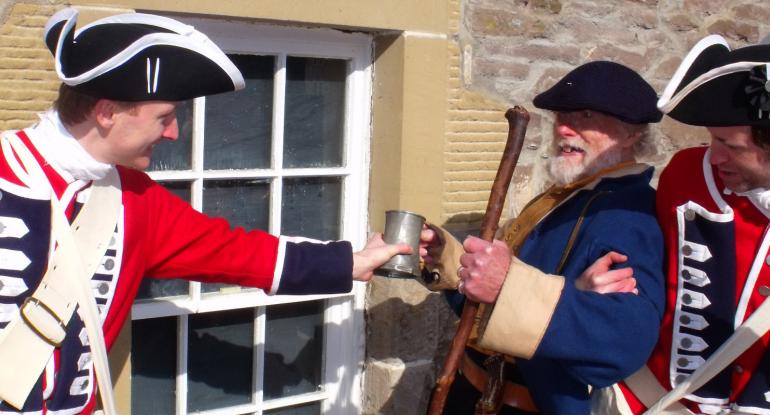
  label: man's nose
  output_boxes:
[709,141,728,165]
[556,123,578,137]
[163,117,179,141]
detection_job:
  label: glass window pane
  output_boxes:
[188,309,254,411]
[284,57,346,168]
[150,100,193,171]
[264,301,324,399]
[136,181,192,300]
[204,54,274,169]
[265,402,321,415]
[131,317,177,414]
[281,177,341,240]
[203,179,270,230]
[201,179,270,294]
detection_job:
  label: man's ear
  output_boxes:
[93,99,118,129]
[621,126,642,149]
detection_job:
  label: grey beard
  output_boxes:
[548,147,624,187]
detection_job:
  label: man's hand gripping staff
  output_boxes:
[426,106,529,415]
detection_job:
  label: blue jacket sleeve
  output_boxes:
[532,189,665,387]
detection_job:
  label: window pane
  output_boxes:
[265,402,321,415]
[203,179,270,230]
[188,309,254,411]
[281,177,341,240]
[284,57,346,168]
[136,181,192,300]
[205,54,274,169]
[150,100,193,171]
[132,317,177,414]
[264,301,324,399]
[201,179,270,294]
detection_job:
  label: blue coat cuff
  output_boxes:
[274,238,353,295]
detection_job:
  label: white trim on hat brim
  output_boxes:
[47,8,244,96]
[657,60,765,114]
[55,32,244,92]
[657,34,730,112]
[43,7,78,39]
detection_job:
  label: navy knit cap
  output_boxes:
[533,61,662,124]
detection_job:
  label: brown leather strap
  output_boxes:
[555,190,608,274]
[460,353,538,413]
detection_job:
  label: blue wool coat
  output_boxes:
[448,167,665,415]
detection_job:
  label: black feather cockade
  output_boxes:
[745,65,770,115]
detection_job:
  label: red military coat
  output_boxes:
[621,147,770,414]
[0,116,353,414]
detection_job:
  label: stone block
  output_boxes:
[706,18,758,43]
[734,4,770,26]
[467,7,530,37]
[664,13,699,33]
[474,58,531,81]
[362,358,436,415]
[657,117,711,152]
[366,278,455,361]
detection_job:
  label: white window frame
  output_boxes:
[131,17,373,415]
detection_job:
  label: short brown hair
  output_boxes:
[54,83,137,127]
[753,125,770,153]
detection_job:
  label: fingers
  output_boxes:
[462,235,488,253]
[596,251,628,267]
[575,267,637,295]
[420,228,436,244]
[592,277,637,294]
[590,267,634,286]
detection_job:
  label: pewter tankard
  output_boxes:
[375,210,425,279]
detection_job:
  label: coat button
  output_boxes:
[677,357,689,367]
[766,254,770,266]
[682,245,693,256]
[684,209,696,221]
[679,315,691,325]
[104,258,115,271]
[681,269,691,280]
[98,283,109,295]
[682,293,692,305]
[680,337,693,349]
[759,286,770,297]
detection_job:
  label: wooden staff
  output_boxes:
[427,106,530,415]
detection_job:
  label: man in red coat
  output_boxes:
[0,8,408,414]
[587,35,770,414]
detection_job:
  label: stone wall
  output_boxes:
[363,1,770,414]
[0,1,62,131]
[454,0,770,219]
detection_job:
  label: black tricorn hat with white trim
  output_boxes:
[657,34,770,126]
[43,8,245,101]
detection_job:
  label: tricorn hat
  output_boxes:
[533,60,662,124]
[44,8,245,101]
[657,34,770,126]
